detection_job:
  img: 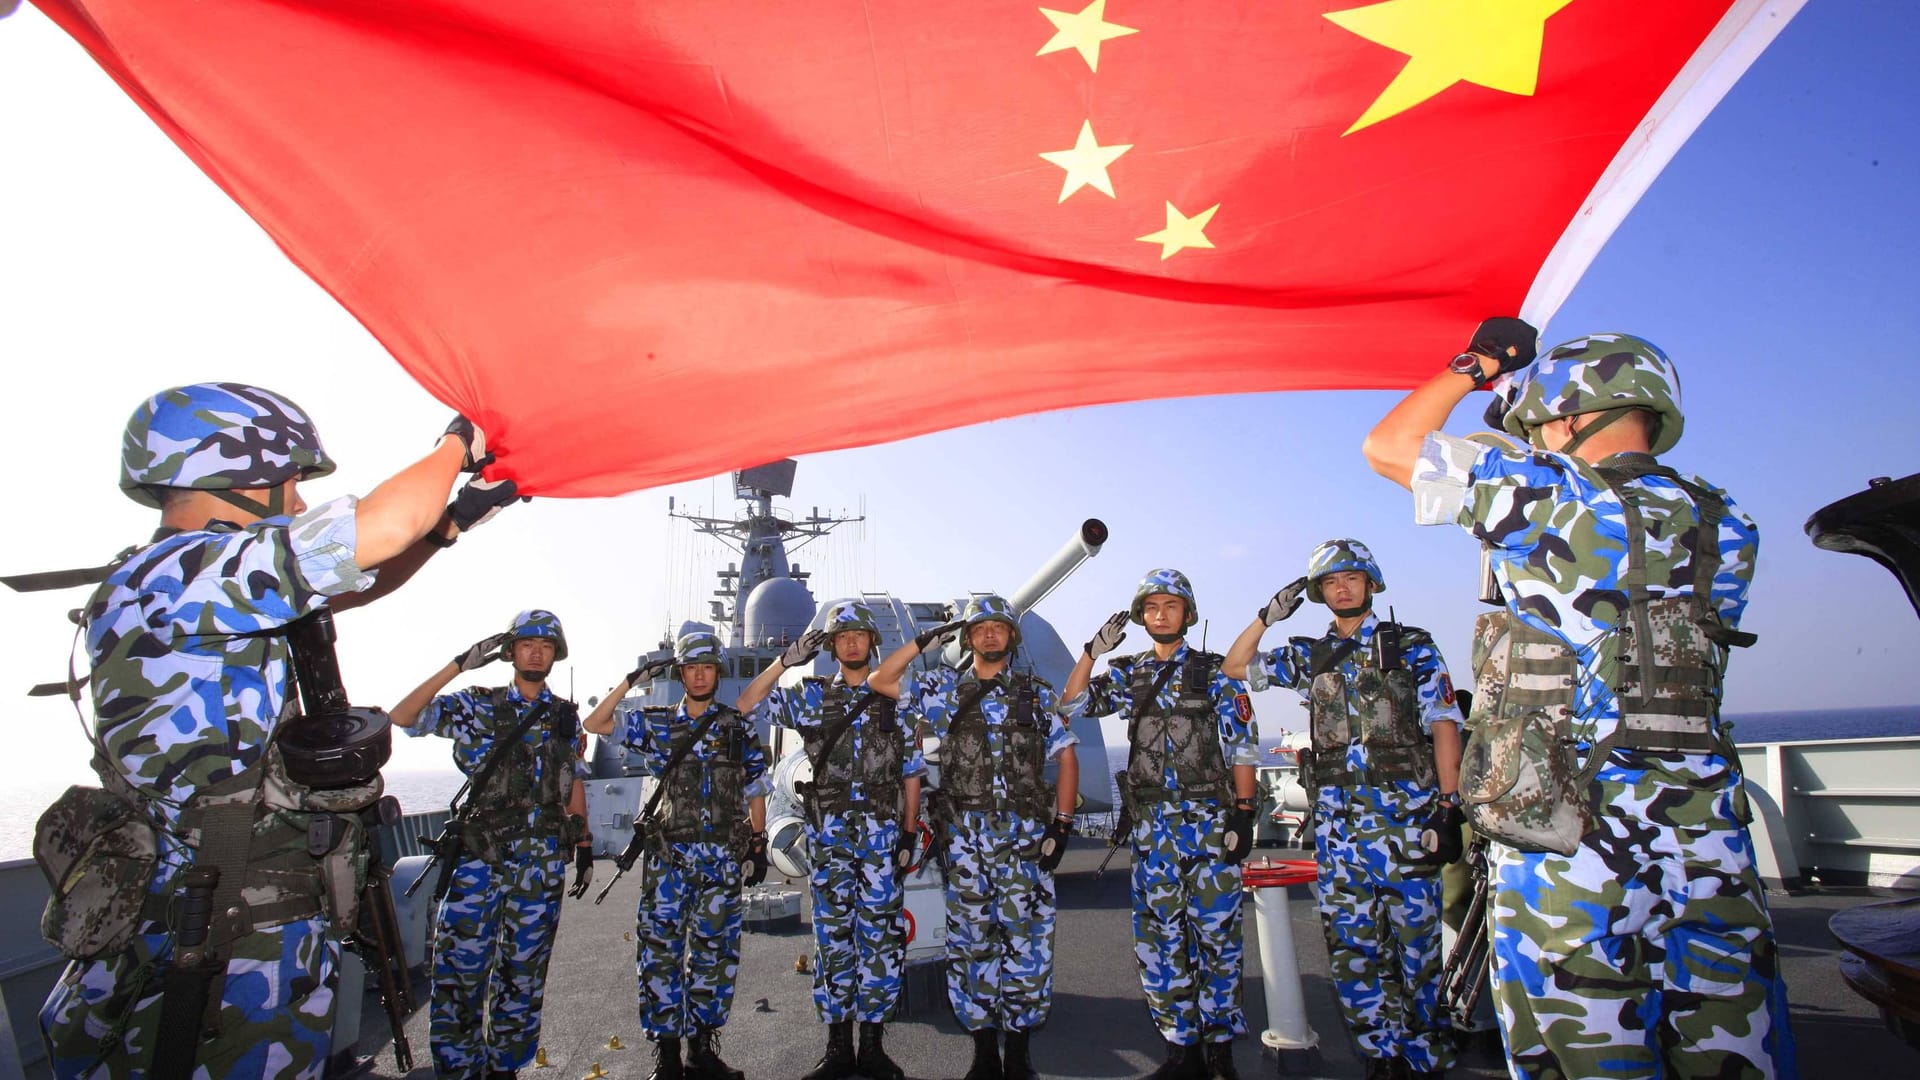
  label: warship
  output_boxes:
[1,471,1917,1079]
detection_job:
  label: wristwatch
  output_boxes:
[1447,352,1493,389]
[1437,791,1462,808]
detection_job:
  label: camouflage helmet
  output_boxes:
[674,630,726,670]
[503,609,568,661]
[962,594,1022,649]
[1493,333,1685,455]
[1306,540,1384,604]
[822,600,881,648]
[119,382,336,507]
[1129,568,1198,628]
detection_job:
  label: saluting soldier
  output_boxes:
[584,631,772,1080]
[1364,321,1793,1078]
[391,609,593,1080]
[871,595,1080,1080]
[736,601,924,1080]
[1063,569,1259,1080]
[39,384,493,1078]
[1223,543,1464,1080]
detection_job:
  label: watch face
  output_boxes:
[1449,352,1483,375]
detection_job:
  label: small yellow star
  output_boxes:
[1325,0,1577,135]
[1137,202,1219,260]
[1039,120,1133,202]
[1037,1,1139,73]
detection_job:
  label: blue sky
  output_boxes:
[0,1,1915,796]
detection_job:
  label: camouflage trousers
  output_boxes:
[1488,754,1797,1080]
[635,840,744,1037]
[808,812,907,1023]
[41,913,340,1079]
[430,834,567,1077]
[1312,782,1453,1073]
[944,810,1056,1032]
[1130,801,1246,1045]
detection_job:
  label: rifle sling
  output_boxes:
[1121,658,1185,792]
[639,705,731,824]
[455,694,555,817]
[806,689,880,779]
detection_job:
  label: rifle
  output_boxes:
[406,698,554,901]
[350,797,415,1072]
[921,788,953,880]
[1094,771,1134,878]
[594,705,729,904]
[1437,835,1493,1029]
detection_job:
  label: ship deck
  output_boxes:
[338,841,1912,1080]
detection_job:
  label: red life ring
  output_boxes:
[903,909,916,945]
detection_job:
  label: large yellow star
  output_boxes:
[1137,202,1219,260]
[1039,121,1133,202]
[1037,1,1139,73]
[1325,0,1577,135]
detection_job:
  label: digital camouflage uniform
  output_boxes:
[1248,612,1462,1073]
[41,497,375,1079]
[908,666,1076,1033]
[756,675,926,1022]
[618,702,772,1037]
[1411,335,1794,1079]
[1069,643,1258,1048]
[406,683,581,1077]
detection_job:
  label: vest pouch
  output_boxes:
[1308,671,1351,752]
[1459,611,1589,856]
[1613,596,1719,751]
[34,785,160,961]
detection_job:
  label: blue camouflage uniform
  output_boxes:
[1068,644,1258,1048]
[756,676,926,1022]
[908,667,1076,1033]
[1414,431,1794,1079]
[618,702,772,1037]
[42,497,375,1080]
[406,684,581,1077]
[1248,613,1462,1073]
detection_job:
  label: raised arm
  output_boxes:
[582,655,675,737]
[1364,318,1536,488]
[1063,611,1129,705]
[735,629,827,716]
[1224,578,1308,679]
[868,620,961,698]
[389,630,507,727]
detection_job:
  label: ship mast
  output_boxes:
[668,459,861,646]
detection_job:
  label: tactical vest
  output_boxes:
[1124,652,1232,806]
[942,673,1052,822]
[658,704,752,845]
[1459,457,1752,854]
[801,678,906,820]
[1304,624,1438,789]
[458,689,583,859]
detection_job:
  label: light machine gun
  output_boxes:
[1094,771,1134,878]
[1437,834,1494,1030]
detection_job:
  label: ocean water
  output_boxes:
[5,706,1916,863]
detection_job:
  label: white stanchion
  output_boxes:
[1246,861,1319,1052]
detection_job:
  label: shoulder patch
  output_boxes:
[1233,692,1253,724]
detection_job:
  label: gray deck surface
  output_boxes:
[347,842,1917,1080]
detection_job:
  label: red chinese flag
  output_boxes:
[31,0,1800,495]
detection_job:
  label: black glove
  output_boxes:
[443,414,493,473]
[452,631,511,672]
[626,655,676,687]
[1259,577,1309,627]
[447,476,526,532]
[914,620,964,653]
[1221,805,1255,866]
[1416,801,1467,866]
[1084,610,1129,660]
[1467,317,1539,378]
[893,828,920,879]
[567,846,595,899]
[781,628,830,670]
[1037,817,1072,873]
[740,831,769,887]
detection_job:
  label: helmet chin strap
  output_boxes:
[840,656,871,670]
[977,649,1009,663]
[1537,407,1631,457]
[516,668,549,683]
[213,485,285,519]
[1148,630,1184,645]
[1330,601,1372,619]
[685,689,716,703]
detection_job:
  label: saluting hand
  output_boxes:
[1259,578,1310,627]
[453,632,510,672]
[1084,611,1129,660]
[914,620,964,653]
[781,628,830,670]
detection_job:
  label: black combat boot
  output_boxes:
[1001,1029,1034,1080]
[804,1021,857,1080]
[687,1027,746,1080]
[857,1021,906,1080]
[1145,1039,1203,1080]
[959,1029,1001,1080]
[648,1037,684,1080]
[1201,1041,1239,1080]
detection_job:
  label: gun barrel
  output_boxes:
[1007,519,1109,616]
